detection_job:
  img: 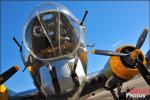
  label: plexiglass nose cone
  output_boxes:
[23,2,82,61]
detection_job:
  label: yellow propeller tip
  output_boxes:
[91,50,95,54]
[27,66,32,72]
[14,65,19,71]
[0,85,7,93]
[144,28,149,33]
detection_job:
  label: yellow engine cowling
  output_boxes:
[0,85,9,100]
[109,45,146,80]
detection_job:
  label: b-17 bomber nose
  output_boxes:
[23,2,83,61]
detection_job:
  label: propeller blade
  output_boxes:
[146,49,150,68]
[135,59,150,86]
[0,66,19,85]
[146,49,150,62]
[91,50,129,56]
[136,28,149,49]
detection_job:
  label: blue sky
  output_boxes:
[1,1,149,92]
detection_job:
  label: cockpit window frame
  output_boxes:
[23,10,83,62]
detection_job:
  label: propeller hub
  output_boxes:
[120,46,145,69]
[130,49,141,61]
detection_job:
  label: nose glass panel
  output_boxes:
[24,11,81,61]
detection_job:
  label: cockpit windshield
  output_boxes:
[23,2,82,61]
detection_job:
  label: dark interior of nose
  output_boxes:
[29,11,76,59]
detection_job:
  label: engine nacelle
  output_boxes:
[109,45,146,80]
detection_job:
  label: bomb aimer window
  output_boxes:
[24,10,81,61]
